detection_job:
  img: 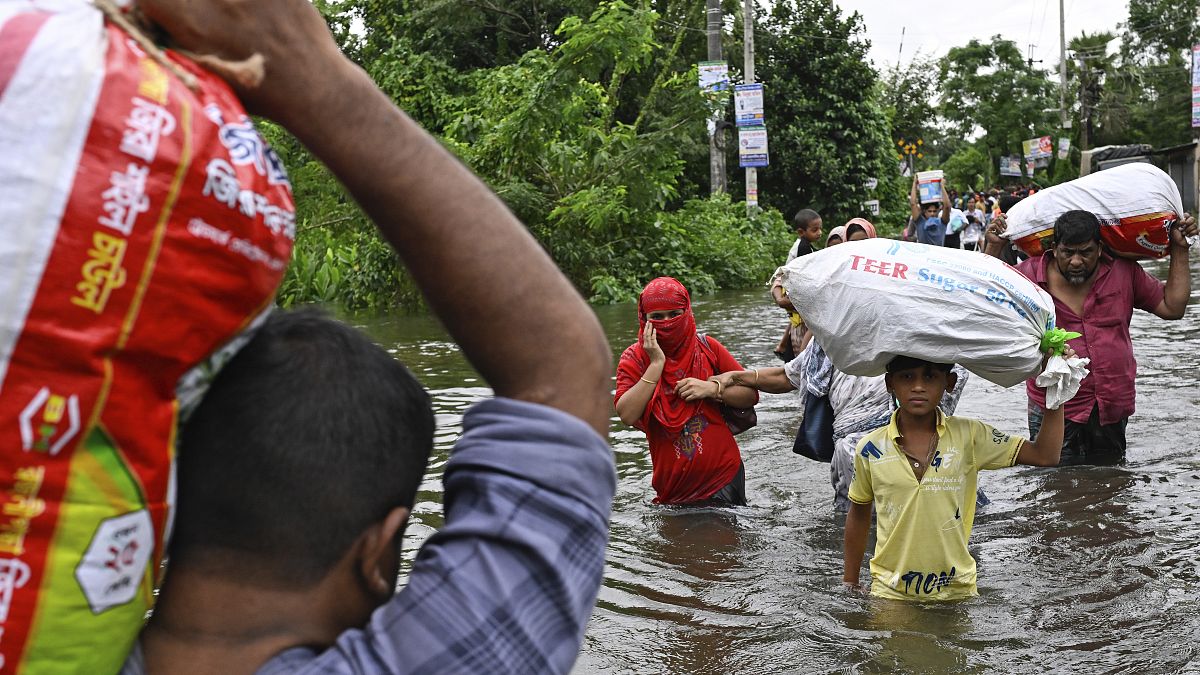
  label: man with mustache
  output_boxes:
[984,209,1197,465]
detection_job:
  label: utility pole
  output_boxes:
[1059,0,1070,129]
[1078,55,1090,152]
[743,0,755,211]
[706,0,726,194]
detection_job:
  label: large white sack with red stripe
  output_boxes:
[777,240,1067,388]
[1004,163,1185,259]
[0,2,293,671]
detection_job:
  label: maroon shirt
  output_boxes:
[1015,252,1165,424]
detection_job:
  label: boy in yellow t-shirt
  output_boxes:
[843,354,1068,601]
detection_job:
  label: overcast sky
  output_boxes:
[834,0,1131,74]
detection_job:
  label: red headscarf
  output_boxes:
[631,277,712,432]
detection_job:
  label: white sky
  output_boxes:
[835,0,1130,74]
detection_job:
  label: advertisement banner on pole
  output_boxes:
[738,126,769,167]
[1057,137,1071,160]
[734,83,764,126]
[1193,46,1200,127]
[1022,136,1052,159]
[999,156,1022,177]
[698,61,729,92]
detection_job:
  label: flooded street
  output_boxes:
[357,258,1200,674]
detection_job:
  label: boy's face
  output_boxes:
[922,204,939,218]
[799,217,823,242]
[886,366,956,417]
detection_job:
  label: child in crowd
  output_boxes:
[825,225,847,247]
[787,208,824,262]
[844,218,876,242]
[843,353,1070,601]
[776,209,824,360]
[616,277,759,505]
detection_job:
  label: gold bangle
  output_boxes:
[715,379,723,398]
[753,368,760,385]
[640,377,658,385]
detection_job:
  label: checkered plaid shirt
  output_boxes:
[122,398,615,674]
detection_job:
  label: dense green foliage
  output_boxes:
[272,0,1196,310]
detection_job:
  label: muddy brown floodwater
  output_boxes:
[357,258,1200,674]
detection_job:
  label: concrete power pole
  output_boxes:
[743,0,755,211]
[706,0,726,194]
[1059,0,1070,130]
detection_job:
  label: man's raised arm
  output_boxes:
[138,0,612,434]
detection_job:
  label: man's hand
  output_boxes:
[675,378,718,402]
[136,0,347,128]
[1170,213,1197,250]
[984,213,1008,246]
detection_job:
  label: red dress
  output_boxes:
[616,335,750,504]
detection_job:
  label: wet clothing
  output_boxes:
[617,335,751,504]
[849,411,1023,602]
[784,344,971,512]
[1015,252,1165,426]
[1028,402,1127,465]
[702,462,747,506]
[617,277,756,505]
[120,398,616,674]
[913,214,946,247]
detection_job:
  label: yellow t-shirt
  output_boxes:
[849,411,1023,601]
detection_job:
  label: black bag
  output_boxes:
[792,391,835,462]
[697,335,758,436]
[720,403,758,436]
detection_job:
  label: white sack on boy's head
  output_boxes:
[776,239,1056,388]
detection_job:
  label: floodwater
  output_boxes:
[357,258,1200,674]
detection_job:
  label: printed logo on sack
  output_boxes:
[75,510,154,614]
[204,104,290,185]
[18,388,80,455]
[0,558,31,623]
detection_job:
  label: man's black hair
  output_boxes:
[997,194,1022,214]
[1053,209,1102,248]
[170,307,434,585]
[792,208,820,230]
[885,355,954,374]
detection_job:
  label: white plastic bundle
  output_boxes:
[1005,163,1188,259]
[777,239,1062,388]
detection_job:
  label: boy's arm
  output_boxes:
[939,185,952,224]
[137,0,612,434]
[909,177,921,220]
[843,500,872,588]
[1015,404,1063,466]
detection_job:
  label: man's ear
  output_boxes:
[357,506,410,600]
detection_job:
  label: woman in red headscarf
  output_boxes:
[615,277,759,505]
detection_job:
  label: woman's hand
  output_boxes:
[708,371,738,392]
[675,377,719,402]
[643,325,665,367]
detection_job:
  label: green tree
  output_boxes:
[1065,31,1121,148]
[1109,0,1200,149]
[748,0,895,226]
[939,38,1055,183]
